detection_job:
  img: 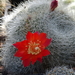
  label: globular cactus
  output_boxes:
[45,66,75,75]
[2,0,75,74]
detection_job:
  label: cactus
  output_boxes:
[45,66,75,75]
[2,0,75,74]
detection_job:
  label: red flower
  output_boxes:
[13,32,52,67]
[50,0,58,11]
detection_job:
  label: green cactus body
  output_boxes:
[2,0,75,74]
[45,66,75,75]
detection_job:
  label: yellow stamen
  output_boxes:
[28,41,41,55]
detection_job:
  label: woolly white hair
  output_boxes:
[45,66,75,75]
[2,0,75,75]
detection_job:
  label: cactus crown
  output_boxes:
[2,0,75,75]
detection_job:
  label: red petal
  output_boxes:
[39,33,51,46]
[34,32,40,34]
[30,53,43,64]
[13,42,21,48]
[37,58,42,63]
[21,54,31,60]
[13,40,28,49]
[14,51,22,57]
[26,31,37,42]
[14,50,26,57]
[31,56,42,64]
[29,55,37,65]
[42,49,51,57]
[37,53,43,58]
[31,58,37,65]
[39,33,47,41]
[26,31,33,41]
[33,32,39,42]
[22,59,31,67]
[43,38,52,47]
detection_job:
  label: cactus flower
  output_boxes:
[50,0,58,11]
[13,31,52,67]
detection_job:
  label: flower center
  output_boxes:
[28,41,41,55]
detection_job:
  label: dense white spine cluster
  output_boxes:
[45,66,75,75]
[2,0,75,74]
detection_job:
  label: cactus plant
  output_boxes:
[2,0,75,74]
[45,66,75,75]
